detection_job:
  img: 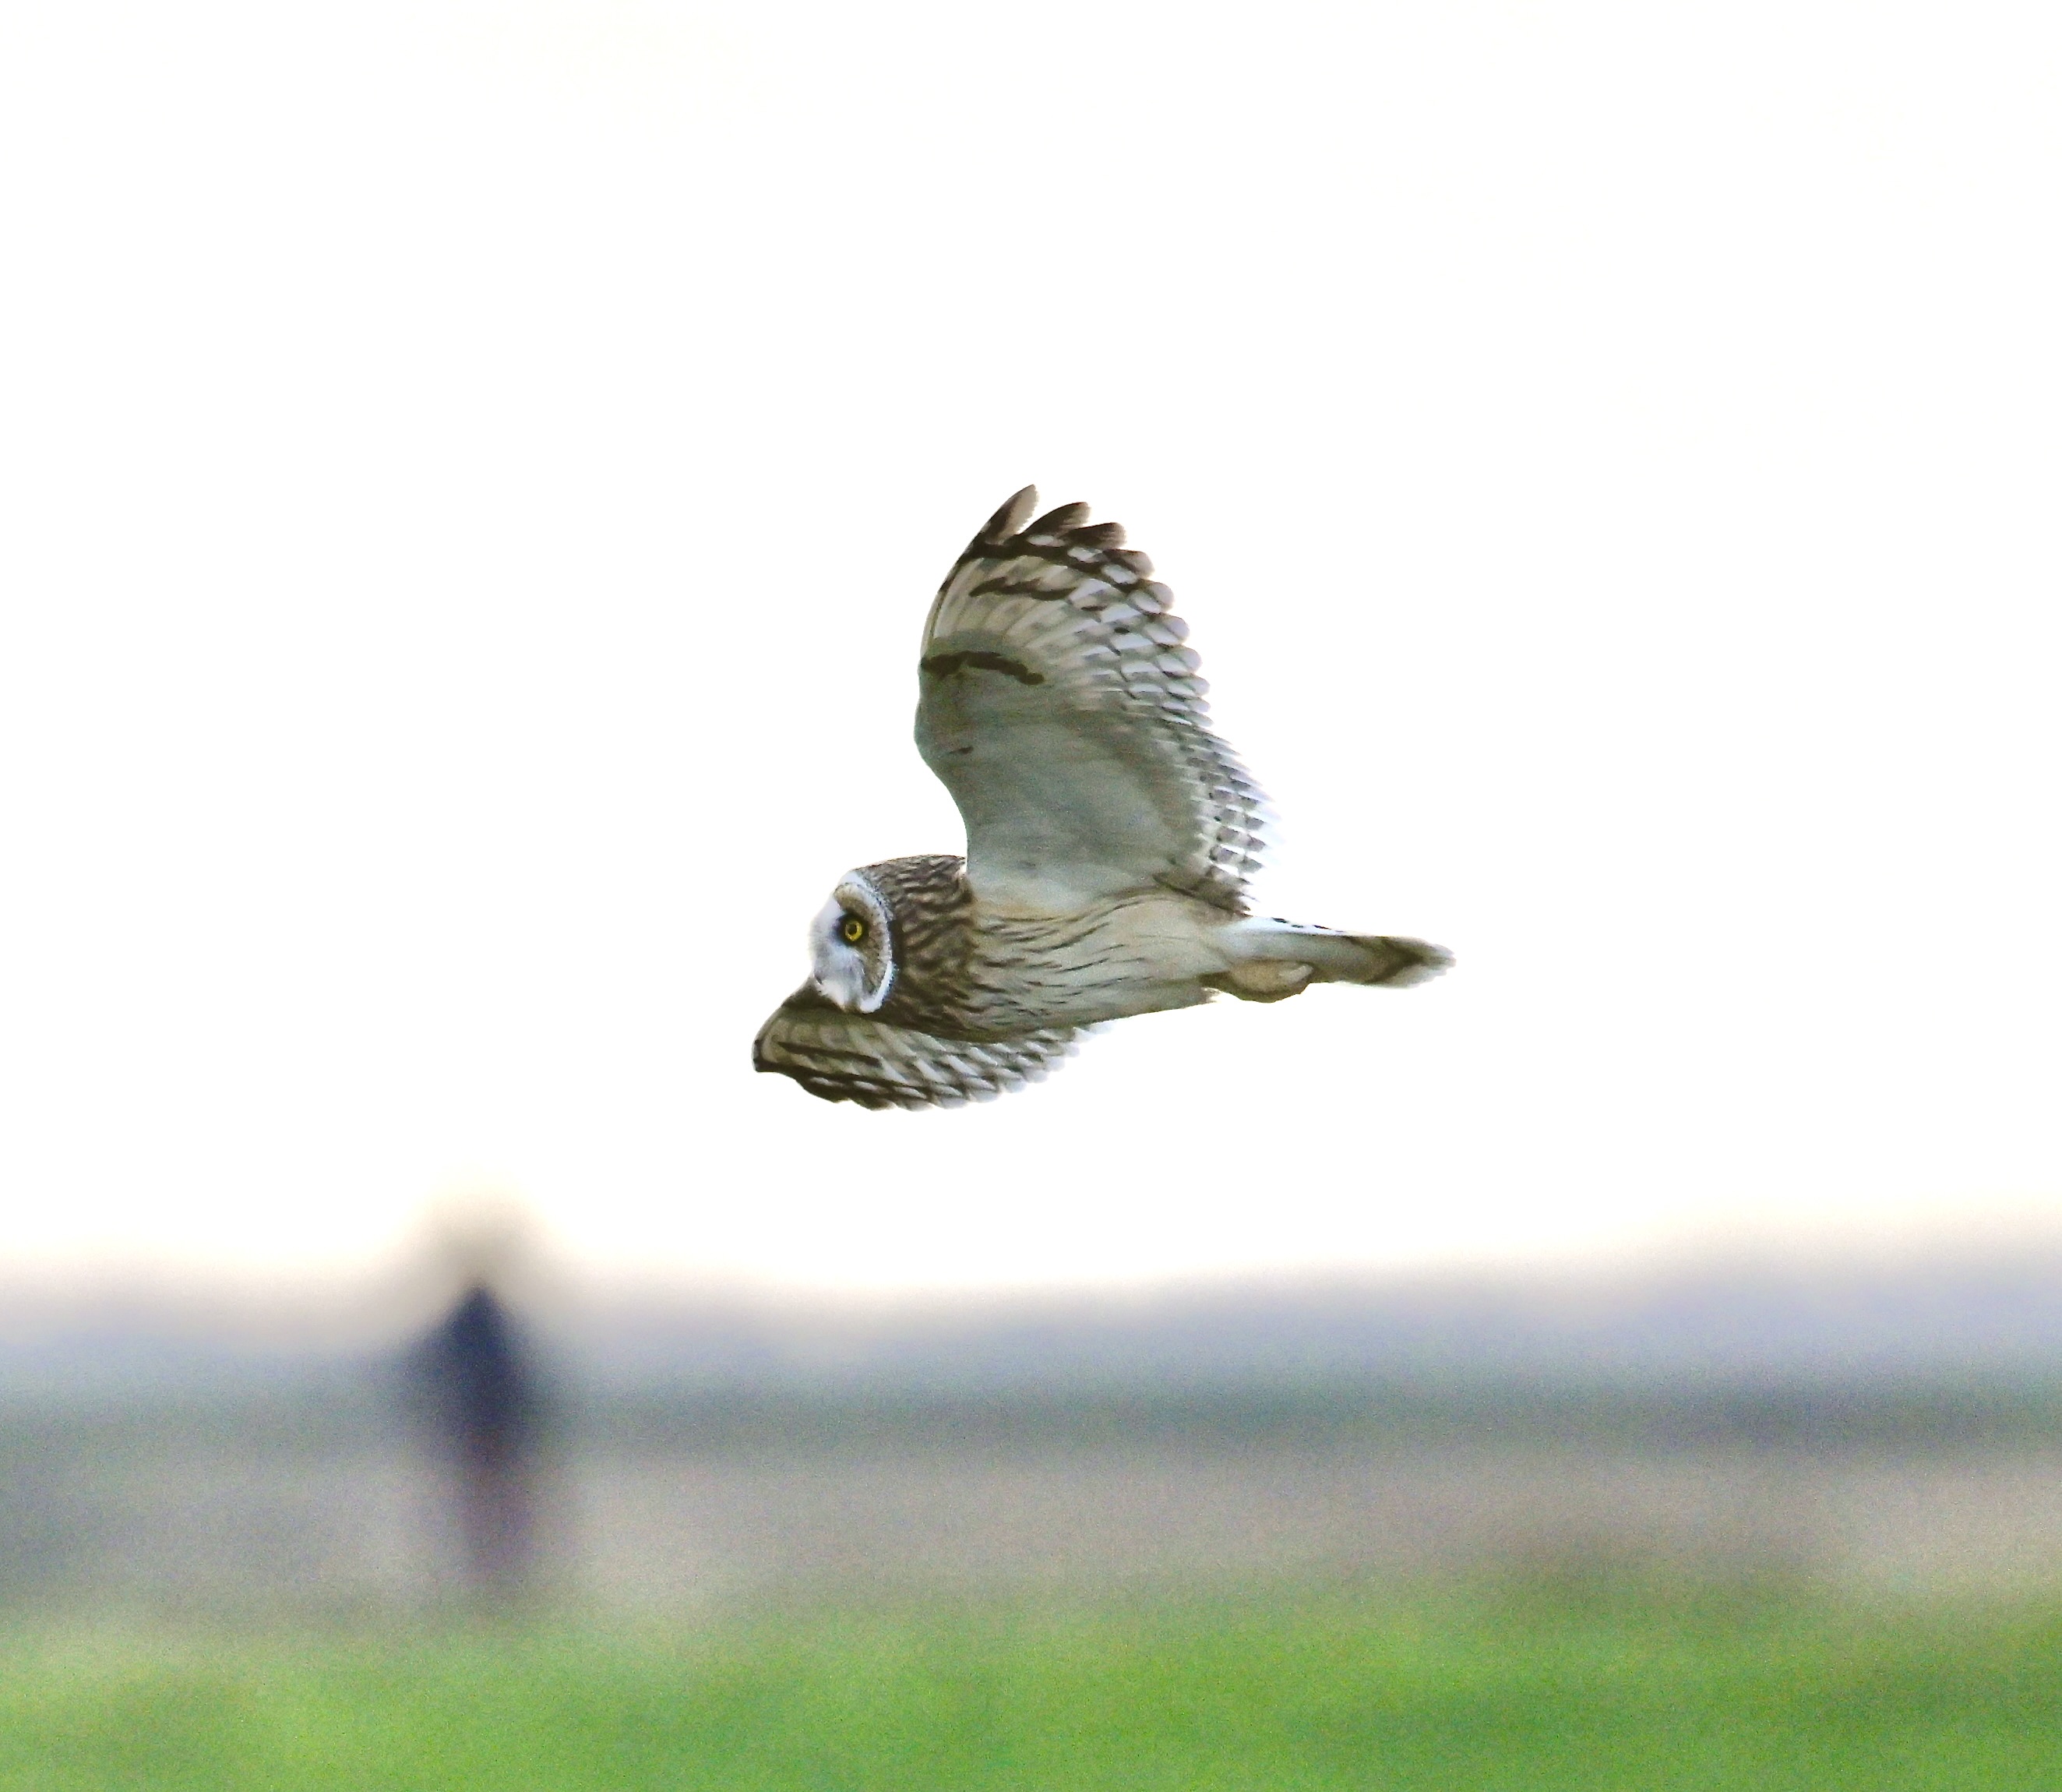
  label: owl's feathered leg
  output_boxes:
[1204,917,1451,1003]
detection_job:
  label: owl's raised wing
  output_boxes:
[753,988,1084,1109]
[915,489,1269,915]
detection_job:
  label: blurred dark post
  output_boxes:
[412,1279,546,1600]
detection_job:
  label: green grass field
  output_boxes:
[6,1585,2062,1790]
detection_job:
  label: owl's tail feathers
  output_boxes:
[1206,919,1452,1004]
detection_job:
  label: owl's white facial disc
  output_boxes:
[809,873,895,1013]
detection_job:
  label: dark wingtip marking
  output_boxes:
[920,651,1045,686]
[982,487,1038,542]
[1028,500,1091,534]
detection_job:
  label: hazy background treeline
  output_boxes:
[9,1246,2062,1616]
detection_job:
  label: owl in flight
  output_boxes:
[754,488,1450,1109]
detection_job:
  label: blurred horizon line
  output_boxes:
[10,1202,2062,1315]
[11,1222,2062,1398]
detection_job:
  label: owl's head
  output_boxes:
[808,869,897,1013]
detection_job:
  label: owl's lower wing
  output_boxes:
[753,986,1086,1109]
[915,489,1269,915]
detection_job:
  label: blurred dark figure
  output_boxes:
[411,1280,547,1599]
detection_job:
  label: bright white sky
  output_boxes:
[2,2,2058,1293]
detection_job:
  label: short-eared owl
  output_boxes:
[754,489,1450,1109]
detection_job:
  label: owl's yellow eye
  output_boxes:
[841,915,866,944]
